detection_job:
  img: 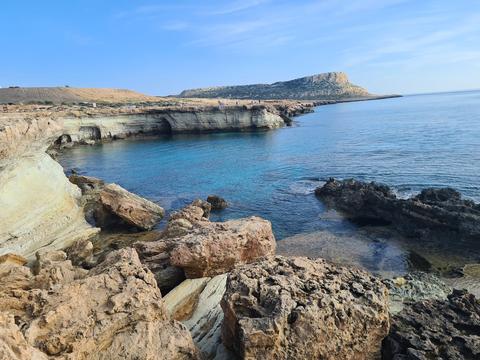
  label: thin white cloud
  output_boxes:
[201,0,271,16]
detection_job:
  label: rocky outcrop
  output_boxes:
[315,178,480,242]
[0,247,200,359]
[207,195,228,210]
[383,289,480,359]
[98,183,164,230]
[0,117,99,259]
[135,200,275,291]
[178,72,372,100]
[221,255,390,359]
[69,175,165,231]
[170,216,276,278]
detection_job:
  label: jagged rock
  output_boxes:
[382,289,480,359]
[221,256,390,360]
[0,313,48,360]
[20,248,199,359]
[207,195,228,210]
[170,216,276,278]
[98,183,165,230]
[135,238,186,294]
[64,238,95,267]
[32,250,88,289]
[315,178,480,242]
[136,201,275,290]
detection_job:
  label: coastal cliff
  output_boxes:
[0,116,98,259]
[60,106,287,144]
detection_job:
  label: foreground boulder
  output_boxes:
[315,178,480,242]
[170,216,276,278]
[383,289,480,359]
[69,174,165,231]
[0,248,199,359]
[221,256,390,359]
[98,183,165,230]
[136,200,276,290]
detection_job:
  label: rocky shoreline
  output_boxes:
[1,108,480,358]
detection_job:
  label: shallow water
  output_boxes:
[59,91,480,242]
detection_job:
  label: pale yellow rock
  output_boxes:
[164,277,210,320]
[0,253,27,266]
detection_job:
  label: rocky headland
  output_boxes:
[177,72,400,101]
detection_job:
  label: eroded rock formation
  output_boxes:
[315,178,480,242]
[0,117,99,259]
[221,255,390,359]
[0,247,200,359]
[383,289,480,359]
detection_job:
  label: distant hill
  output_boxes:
[177,72,373,100]
[0,87,159,104]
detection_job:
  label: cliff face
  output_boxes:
[178,72,371,100]
[60,107,286,144]
[0,116,98,259]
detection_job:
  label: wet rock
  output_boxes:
[207,195,228,210]
[383,272,451,313]
[382,289,480,359]
[221,255,390,359]
[315,178,480,242]
[98,183,165,230]
[170,216,276,278]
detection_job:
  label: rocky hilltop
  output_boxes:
[178,72,382,100]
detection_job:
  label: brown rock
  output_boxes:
[221,255,390,360]
[22,248,199,359]
[170,216,276,278]
[68,174,104,193]
[0,313,48,360]
[98,183,165,230]
[0,253,27,266]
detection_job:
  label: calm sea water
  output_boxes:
[59,91,480,242]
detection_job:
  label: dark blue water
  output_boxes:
[59,91,480,240]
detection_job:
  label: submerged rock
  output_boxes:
[221,255,390,360]
[315,178,480,242]
[207,195,228,210]
[383,289,480,359]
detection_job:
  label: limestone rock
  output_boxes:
[165,274,233,360]
[98,183,165,230]
[382,289,480,359]
[68,174,105,193]
[221,255,390,359]
[315,178,480,242]
[207,195,228,210]
[0,117,99,259]
[0,253,27,266]
[22,248,199,359]
[170,216,276,278]
[0,313,48,360]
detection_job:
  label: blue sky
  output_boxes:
[0,0,479,95]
